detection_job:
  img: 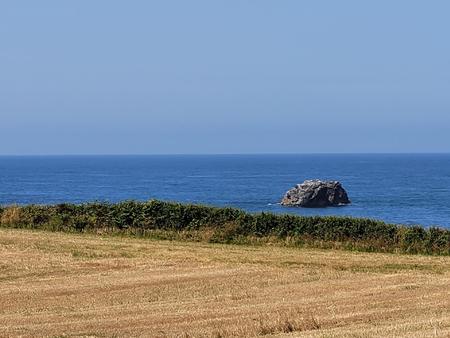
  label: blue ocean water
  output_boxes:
[0,154,449,228]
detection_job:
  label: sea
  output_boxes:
[0,154,449,228]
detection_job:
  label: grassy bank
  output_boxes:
[0,200,449,255]
[1,228,449,337]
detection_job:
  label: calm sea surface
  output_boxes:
[1,154,449,228]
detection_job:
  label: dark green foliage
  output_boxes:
[0,200,448,255]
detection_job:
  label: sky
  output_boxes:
[1,1,449,155]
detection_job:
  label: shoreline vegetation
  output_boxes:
[0,200,449,255]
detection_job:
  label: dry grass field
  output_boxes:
[0,228,449,338]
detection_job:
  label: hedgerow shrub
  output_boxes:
[0,200,448,255]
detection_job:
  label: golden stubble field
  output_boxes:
[0,228,449,338]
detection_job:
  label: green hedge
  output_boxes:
[0,200,448,255]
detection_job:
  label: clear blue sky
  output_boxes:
[1,1,449,155]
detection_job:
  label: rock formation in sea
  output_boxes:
[281,180,350,208]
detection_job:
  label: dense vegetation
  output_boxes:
[0,200,449,255]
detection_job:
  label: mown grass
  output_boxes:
[1,228,449,337]
[0,199,449,255]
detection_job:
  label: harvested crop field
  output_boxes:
[0,228,449,337]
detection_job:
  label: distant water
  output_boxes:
[0,154,449,228]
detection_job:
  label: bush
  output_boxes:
[0,200,448,255]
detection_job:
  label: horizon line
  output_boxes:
[1,152,450,157]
